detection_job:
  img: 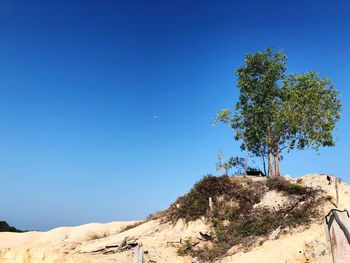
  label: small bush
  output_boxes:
[86,231,109,241]
[119,221,145,233]
[166,175,263,222]
[164,175,328,261]
[266,177,309,195]
[177,238,195,256]
[0,221,23,232]
[147,210,167,221]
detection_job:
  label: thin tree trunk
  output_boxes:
[269,145,274,177]
[244,150,248,177]
[261,152,267,177]
[273,142,280,177]
[268,128,274,177]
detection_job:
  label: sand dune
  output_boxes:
[1,174,349,262]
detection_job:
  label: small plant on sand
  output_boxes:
[166,175,263,222]
[266,177,310,195]
[86,231,109,241]
[147,210,168,221]
[119,221,145,233]
[163,175,330,261]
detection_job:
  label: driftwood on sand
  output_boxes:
[88,236,139,255]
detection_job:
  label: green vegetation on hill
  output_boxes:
[162,175,330,261]
[215,48,341,177]
[0,221,22,233]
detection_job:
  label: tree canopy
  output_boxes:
[215,48,341,177]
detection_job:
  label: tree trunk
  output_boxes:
[269,145,274,177]
[273,142,280,177]
[261,152,267,177]
[268,127,274,177]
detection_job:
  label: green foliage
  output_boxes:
[168,175,261,222]
[282,72,341,150]
[214,48,287,155]
[215,151,231,175]
[266,177,309,195]
[0,221,23,232]
[165,175,329,261]
[147,210,167,221]
[214,48,341,176]
[215,152,246,175]
[227,156,246,175]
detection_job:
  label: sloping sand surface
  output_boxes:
[1,174,349,263]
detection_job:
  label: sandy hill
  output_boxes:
[0,174,349,263]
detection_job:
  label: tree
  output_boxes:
[215,48,341,177]
[215,151,231,176]
[215,151,246,176]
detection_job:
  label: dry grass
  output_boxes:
[160,175,330,261]
[85,231,109,241]
[118,221,145,233]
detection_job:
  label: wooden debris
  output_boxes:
[167,239,182,246]
[133,244,144,263]
[269,226,281,240]
[90,248,106,253]
[117,236,129,251]
[87,236,140,255]
[282,226,289,233]
[199,232,212,241]
[182,241,200,252]
[209,197,213,212]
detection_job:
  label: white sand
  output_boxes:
[0,174,349,263]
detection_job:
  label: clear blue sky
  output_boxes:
[0,0,349,231]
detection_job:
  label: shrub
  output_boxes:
[86,231,109,241]
[0,221,22,232]
[119,221,145,233]
[162,175,329,261]
[266,177,310,195]
[166,175,263,222]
